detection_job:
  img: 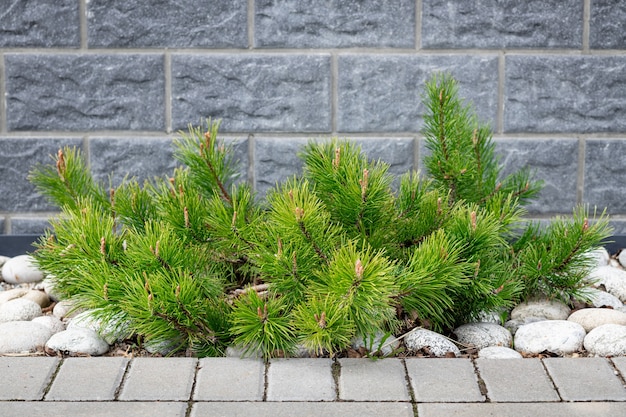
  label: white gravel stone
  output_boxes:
[1,255,44,284]
[588,247,611,268]
[22,289,51,308]
[0,298,42,322]
[514,320,586,356]
[587,288,624,309]
[404,328,461,357]
[618,250,626,269]
[0,255,10,268]
[478,346,523,359]
[352,331,400,356]
[504,317,544,336]
[0,287,29,305]
[587,266,626,302]
[68,310,131,344]
[45,327,109,356]
[568,308,626,332]
[32,315,66,334]
[41,277,62,302]
[510,299,571,321]
[584,324,626,357]
[0,321,53,354]
[453,322,512,349]
[53,299,80,319]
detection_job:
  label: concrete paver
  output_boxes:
[0,401,187,417]
[266,358,335,401]
[611,357,626,383]
[418,402,626,417]
[191,402,414,417]
[46,357,128,401]
[338,358,410,401]
[117,357,197,401]
[475,358,560,402]
[0,357,59,400]
[194,357,265,401]
[543,357,626,401]
[405,358,484,402]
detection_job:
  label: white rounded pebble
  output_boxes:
[584,324,626,357]
[587,266,626,302]
[0,287,29,305]
[0,298,42,323]
[504,317,544,336]
[22,289,51,308]
[587,288,624,309]
[0,255,10,268]
[0,321,53,354]
[453,322,512,349]
[510,299,571,321]
[32,315,66,334]
[619,250,626,269]
[41,277,63,302]
[514,320,586,356]
[53,299,80,319]
[588,248,611,268]
[45,327,109,356]
[568,308,626,332]
[1,255,44,284]
[68,310,131,344]
[478,346,523,359]
[404,329,461,357]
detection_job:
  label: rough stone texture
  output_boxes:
[568,308,626,332]
[504,55,626,133]
[510,299,571,321]
[1,255,44,284]
[0,321,53,354]
[588,266,626,302]
[404,329,461,357]
[0,138,83,212]
[194,358,264,401]
[584,139,626,214]
[584,324,626,357]
[0,0,79,47]
[0,299,42,322]
[9,218,53,235]
[119,358,197,401]
[514,320,586,356]
[191,402,414,417]
[338,55,498,132]
[255,0,414,48]
[87,0,247,48]
[422,0,582,49]
[31,315,66,334]
[478,346,523,359]
[587,288,624,310]
[172,54,331,133]
[266,358,335,401]
[590,0,626,49]
[5,54,165,131]
[495,138,578,214]
[338,358,410,401]
[453,322,512,349]
[45,328,110,356]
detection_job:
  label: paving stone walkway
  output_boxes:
[2,356,626,416]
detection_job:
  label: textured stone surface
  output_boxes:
[590,0,626,49]
[514,320,586,356]
[119,358,197,401]
[584,324,626,356]
[191,402,414,417]
[495,138,578,214]
[422,0,582,49]
[255,0,414,48]
[87,0,247,48]
[406,358,485,402]
[568,308,626,332]
[194,358,264,401]
[5,54,165,131]
[338,358,410,401]
[338,55,498,132]
[9,218,52,235]
[478,346,523,359]
[266,358,335,401]
[0,0,79,47]
[0,357,59,400]
[172,54,331,133]
[584,139,626,214]
[404,329,461,357]
[453,322,512,349]
[504,56,626,133]
[0,138,83,212]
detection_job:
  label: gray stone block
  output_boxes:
[46,357,129,401]
[191,402,414,417]
[584,139,626,214]
[5,54,165,131]
[495,138,579,215]
[88,0,247,48]
[422,0,582,49]
[0,402,187,417]
[0,137,84,212]
[118,358,197,401]
[338,55,498,132]
[254,137,308,198]
[543,358,626,401]
[338,358,410,401]
[254,0,415,48]
[0,357,59,400]
[475,358,560,402]
[418,403,626,417]
[504,55,626,133]
[0,0,79,47]
[266,358,335,401]
[194,358,264,401]
[171,54,331,133]
[9,217,53,235]
[590,0,626,49]
[405,358,484,403]
[89,137,178,187]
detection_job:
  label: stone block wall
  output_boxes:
[1,0,625,234]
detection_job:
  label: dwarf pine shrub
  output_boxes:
[29,74,611,358]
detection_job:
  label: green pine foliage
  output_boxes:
[28,74,611,359]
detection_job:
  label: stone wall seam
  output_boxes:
[583,0,591,53]
[577,136,587,205]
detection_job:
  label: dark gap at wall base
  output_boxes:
[1,235,626,259]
